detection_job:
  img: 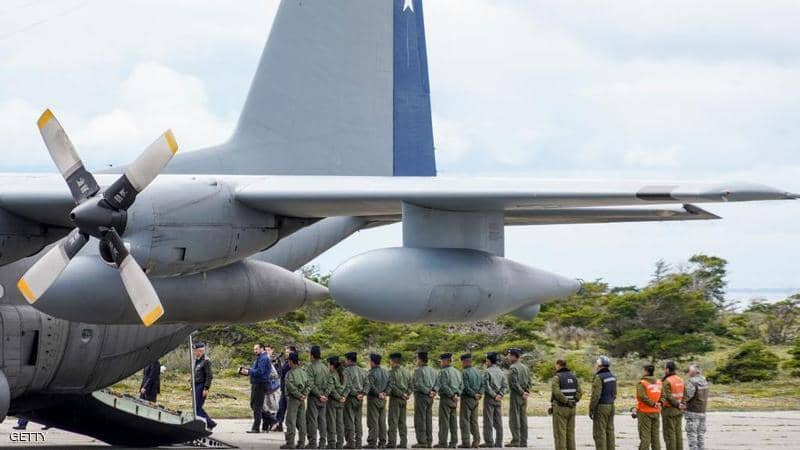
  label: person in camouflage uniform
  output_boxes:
[387,352,411,448]
[635,364,662,450]
[589,356,617,450]
[481,352,508,448]
[435,353,463,448]
[326,356,348,449]
[505,348,531,447]
[306,346,331,448]
[684,365,709,450]
[343,352,368,449]
[282,353,310,449]
[458,354,482,448]
[550,359,583,450]
[660,361,685,450]
[366,353,391,448]
[412,351,437,448]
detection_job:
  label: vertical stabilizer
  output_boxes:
[171,0,436,176]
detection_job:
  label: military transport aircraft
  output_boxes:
[0,0,795,445]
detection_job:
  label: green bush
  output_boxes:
[783,336,800,377]
[532,351,592,382]
[710,341,780,383]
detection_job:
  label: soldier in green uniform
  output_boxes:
[481,352,507,448]
[366,353,391,449]
[283,352,310,449]
[589,356,617,450]
[505,348,531,447]
[387,352,411,448]
[635,364,661,450]
[435,353,463,448]
[327,356,348,449]
[660,361,685,450]
[307,345,331,448]
[344,352,368,449]
[459,354,482,448]
[412,351,437,448]
[550,359,583,450]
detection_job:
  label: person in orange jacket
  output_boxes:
[635,364,662,450]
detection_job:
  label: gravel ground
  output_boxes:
[1,411,798,449]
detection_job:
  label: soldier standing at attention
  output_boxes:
[343,352,368,449]
[366,353,391,449]
[326,356,348,449]
[481,352,508,448]
[139,359,161,402]
[307,346,331,448]
[589,356,617,450]
[660,361,685,450]
[459,354,482,448]
[435,353,463,448]
[684,364,709,450]
[283,352,310,450]
[505,348,531,448]
[635,364,662,450]
[550,359,582,450]
[412,351,437,448]
[387,352,411,449]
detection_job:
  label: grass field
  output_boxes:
[112,372,800,419]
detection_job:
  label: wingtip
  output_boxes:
[37,109,54,130]
[787,193,799,200]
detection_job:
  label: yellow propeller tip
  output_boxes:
[141,304,164,327]
[164,130,179,155]
[37,109,54,130]
[17,278,37,304]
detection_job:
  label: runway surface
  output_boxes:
[1,411,798,449]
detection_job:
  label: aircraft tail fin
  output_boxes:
[172,0,436,176]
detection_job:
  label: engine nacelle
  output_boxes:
[35,257,328,324]
[329,247,579,323]
[0,208,65,267]
[119,176,288,277]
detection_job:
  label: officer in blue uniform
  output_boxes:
[193,342,217,430]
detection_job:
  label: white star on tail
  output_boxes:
[403,0,414,12]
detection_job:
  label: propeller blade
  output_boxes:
[37,109,100,204]
[105,230,164,326]
[17,229,88,303]
[103,130,178,210]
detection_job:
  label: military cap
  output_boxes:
[439,353,452,360]
[310,345,321,358]
[417,351,428,359]
[327,355,340,365]
[345,352,358,362]
[288,352,299,363]
[389,352,402,360]
[460,353,472,361]
[370,353,382,364]
[193,342,205,349]
[507,348,522,357]
[485,352,498,364]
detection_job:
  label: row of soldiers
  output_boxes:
[280,347,708,450]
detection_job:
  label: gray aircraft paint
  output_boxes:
[329,247,580,322]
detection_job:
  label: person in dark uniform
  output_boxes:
[140,359,161,402]
[589,356,617,450]
[274,345,298,432]
[193,342,217,430]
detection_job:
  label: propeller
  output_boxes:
[17,109,177,326]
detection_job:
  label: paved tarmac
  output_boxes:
[1,411,798,449]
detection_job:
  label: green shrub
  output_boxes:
[710,341,780,383]
[783,336,800,377]
[532,351,592,382]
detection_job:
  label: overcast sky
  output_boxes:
[1,0,797,300]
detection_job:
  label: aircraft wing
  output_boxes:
[234,176,797,218]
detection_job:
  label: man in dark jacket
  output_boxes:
[193,342,217,430]
[140,359,161,402]
[241,343,273,433]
